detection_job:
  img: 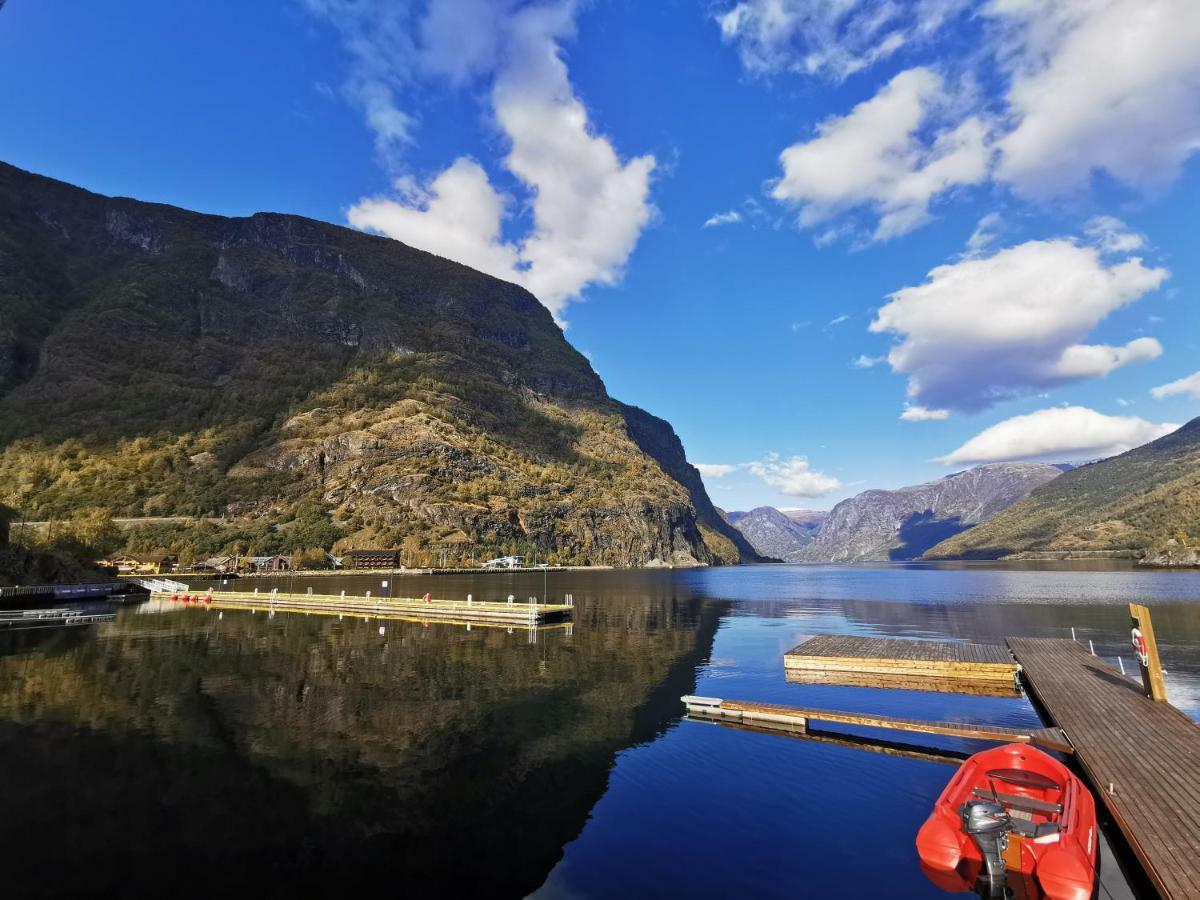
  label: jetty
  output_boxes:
[1008,636,1200,899]
[746,609,1200,900]
[154,588,574,626]
[682,696,1071,752]
[784,634,1021,695]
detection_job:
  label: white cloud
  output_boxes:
[747,453,841,497]
[853,354,886,368]
[694,463,738,478]
[703,210,743,228]
[901,404,950,421]
[991,0,1200,197]
[1084,216,1145,255]
[872,238,1169,412]
[772,68,991,241]
[308,0,655,321]
[716,0,969,80]
[1151,371,1200,400]
[964,212,1003,257]
[348,158,520,282]
[1053,338,1162,379]
[828,314,849,326]
[938,406,1179,465]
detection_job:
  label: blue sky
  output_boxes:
[2,0,1199,511]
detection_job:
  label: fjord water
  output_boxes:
[2,564,1198,898]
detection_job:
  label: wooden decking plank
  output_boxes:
[788,634,1013,666]
[690,697,1071,752]
[1008,638,1200,900]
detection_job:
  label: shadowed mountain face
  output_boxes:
[798,463,1064,562]
[0,593,728,898]
[928,418,1200,561]
[0,162,757,566]
[726,506,826,561]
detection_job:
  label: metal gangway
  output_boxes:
[124,576,189,593]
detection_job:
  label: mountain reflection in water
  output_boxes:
[1,563,1198,899]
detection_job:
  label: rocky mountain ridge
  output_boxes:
[795,463,1065,562]
[927,418,1200,562]
[0,161,758,567]
[726,506,825,561]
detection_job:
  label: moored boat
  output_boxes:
[916,743,1096,900]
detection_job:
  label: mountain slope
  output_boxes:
[927,419,1200,560]
[727,506,824,561]
[0,162,756,567]
[799,463,1064,562]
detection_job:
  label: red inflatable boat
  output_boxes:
[916,743,1097,900]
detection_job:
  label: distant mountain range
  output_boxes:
[724,507,827,562]
[927,417,1200,562]
[729,463,1065,563]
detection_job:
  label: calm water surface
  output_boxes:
[3,563,1198,898]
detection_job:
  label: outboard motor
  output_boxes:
[960,799,1011,898]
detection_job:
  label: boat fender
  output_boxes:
[1036,846,1093,900]
[915,816,966,871]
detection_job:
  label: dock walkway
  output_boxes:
[1008,638,1200,900]
[682,696,1071,752]
[154,589,573,626]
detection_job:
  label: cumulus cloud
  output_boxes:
[716,0,969,80]
[938,406,1179,465]
[772,68,991,241]
[747,453,841,496]
[871,238,1169,412]
[1151,371,1200,400]
[307,0,655,320]
[694,463,738,478]
[349,158,519,281]
[990,0,1200,196]
[703,210,743,228]
[901,404,950,421]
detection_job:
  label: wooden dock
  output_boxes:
[153,589,573,626]
[1008,638,1200,900]
[784,634,1020,694]
[681,696,1072,753]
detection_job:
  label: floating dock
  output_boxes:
[0,608,115,630]
[784,634,1020,695]
[682,696,1071,753]
[154,589,573,626]
[1008,637,1200,900]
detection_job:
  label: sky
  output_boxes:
[2,0,1200,511]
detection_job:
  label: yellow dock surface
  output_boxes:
[154,589,573,625]
[783,634,1020,694]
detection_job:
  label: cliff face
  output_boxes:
[928,419,1200,561]
[799,463,1064,562]
[0,162,750,566]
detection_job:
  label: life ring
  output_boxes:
[1131,627,1149,666]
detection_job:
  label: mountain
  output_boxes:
[927,419,1200,561]
[798,463,1065,562]
[0,162,758,567]
[727,506,826,561]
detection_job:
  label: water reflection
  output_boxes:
[1,563,1197,898]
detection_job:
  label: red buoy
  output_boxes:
[203,595,213,605]
[170,594,179,601]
